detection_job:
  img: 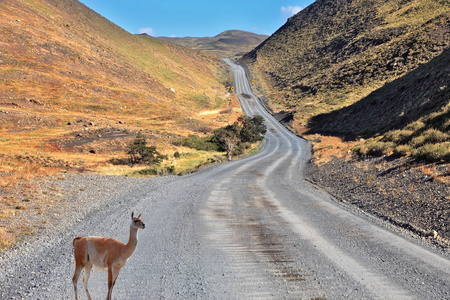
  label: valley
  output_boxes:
[0,0,449,298]
[1,60,449,300]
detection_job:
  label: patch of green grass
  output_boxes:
[191,94,211,110]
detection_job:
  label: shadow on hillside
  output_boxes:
[307,48,450,140]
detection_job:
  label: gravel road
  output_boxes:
[0,61,449,299]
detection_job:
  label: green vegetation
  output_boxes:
[242,0,449,164]
[176,115,267,160]
[127,132,167,165]
[178,134,219,152]
[353,103,450,162]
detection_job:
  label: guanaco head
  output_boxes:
[131,212,145,229]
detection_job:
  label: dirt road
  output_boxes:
[0,61,449,299]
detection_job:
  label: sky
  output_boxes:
[78,0,316,37]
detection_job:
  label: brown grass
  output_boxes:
[291,121,352,165]
[0,0,242,251]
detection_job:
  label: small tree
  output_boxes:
[210,115,266,160]
[238,115,267,143]
[210,124,241,160]
[128,132,166,165]
[223,132,241,161]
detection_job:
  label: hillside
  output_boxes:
[0,0,240,176]
[159,30,268,59]
[242,0,449,131]
[309,48,449,138]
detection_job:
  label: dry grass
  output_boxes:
[291,122,352,165]
[0,0,242,251]
[415,163,449,185]
[0,227,14,251]
[242,0,449,140]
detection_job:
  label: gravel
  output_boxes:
[306,155,450,249]
[0,172,177,299]
[1,60,450,299]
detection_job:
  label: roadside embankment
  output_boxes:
[306,156,449,249]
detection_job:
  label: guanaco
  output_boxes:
[72,212,145,300]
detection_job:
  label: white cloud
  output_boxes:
[138,27,155,36]
[251,27,270,35]
[281,5,302,19]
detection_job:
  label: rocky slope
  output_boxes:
[242,0,450,129]
[307,156,449,248]
[308,48,450,138]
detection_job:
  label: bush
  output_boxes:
[392,144,411,157]
[366,141,385,156]
[422,128,448,144]
[409,135,427,147]
[412,143,449,163]
[137,168,158,176]
[352,143,368,156]
[135,166,176,176]
[382,130,413,144]
[179,115,267,160]
[128,132,166,165]
[405,121,425,132]
[237,115,267,143]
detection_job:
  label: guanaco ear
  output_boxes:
[137,213,142,219]
[131,211,134,219]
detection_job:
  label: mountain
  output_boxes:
[241,0,449,128]
[0,0,236,173]
[241,0,449,162]
[159,30,269,59]
[309,48,449,138]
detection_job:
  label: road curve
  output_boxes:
[0,60,449,299]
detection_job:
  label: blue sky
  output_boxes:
[78,0,315,37]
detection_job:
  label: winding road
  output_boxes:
[1,61,449,299]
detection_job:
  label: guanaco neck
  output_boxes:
[125,225,139,258]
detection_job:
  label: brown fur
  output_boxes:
[72,212,145,300]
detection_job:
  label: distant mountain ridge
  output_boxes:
[159,30,268,58]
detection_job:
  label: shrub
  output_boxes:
[179,115,267,160]
[443,143,450,162]
[410,135,427,147]
[352,143,368,156]
[381,141,395,154]
[422,128,448,144]
[412,143,449,163]
[443,119,450,132]
[405,121,425,132]
[128,132,166,165]
[426,107,450,129]
[366,141,385,156]
[137,168,158,176]
[392,144,411,157]
[237,115,267,143]
[165,166,176,174]
[382,130,413,144]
